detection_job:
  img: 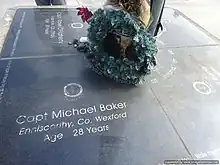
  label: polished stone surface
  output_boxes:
[0,7,219,59]
[0,7,220,165]
[0,56,189,165]
[1,8,89,58]
[146,46,220,159]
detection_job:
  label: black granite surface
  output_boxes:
[147,46,220,158]
[0,8,89,58]
[0,56,189,165]
[0,7,220,165]
[0,7,219,59]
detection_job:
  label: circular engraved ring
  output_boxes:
[64,83,83,98]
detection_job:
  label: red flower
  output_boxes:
[77,7,93,23]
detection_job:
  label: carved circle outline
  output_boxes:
[64,83,83,98]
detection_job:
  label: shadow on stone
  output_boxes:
[80,68,136,90]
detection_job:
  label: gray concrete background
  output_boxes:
[166,0,220,40]
[0,0,219,39]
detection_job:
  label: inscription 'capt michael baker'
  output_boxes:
[52,102,127,119]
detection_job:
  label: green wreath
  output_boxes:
[85,8,158,85]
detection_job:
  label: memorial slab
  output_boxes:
[1,7,220,59]
[0,56,190,165]
[146,46,220,160]
[0,8,89,58]
[1,6,220,165]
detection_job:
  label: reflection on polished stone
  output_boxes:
[0,7,220,165]
[0,55,189,165]
[0,7,219,59]
[1,8,89,58]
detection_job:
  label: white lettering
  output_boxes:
[25,128,31,134]
[87,106,95,113]
[65,110,72,117]
[44,133,63,143]
[86,127,91,133]
[16,115,26,124]
[52,110,62,119]
[0,60,12,103]
[67,122,72,128]
[19,128,25,135]
[0,12,25,102]
[52,106,97,119]
[80,108,87,115]
[102,116,107,121]
[95,112,127,122]
[114,114,119,119]
[57,133,63,139]
[18,121,73,136]
[106,104,113,110]
[99,102,127,112]
[27,116,35,123]
[16,113,48,124]
[44,134,50,141]
[86,125,109,134]
[100,104,105,111]
[50,124,55,130]
[44,125,49,131]
[73,128,84,136]
[57,12,62,19]
[37,125,44,132]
